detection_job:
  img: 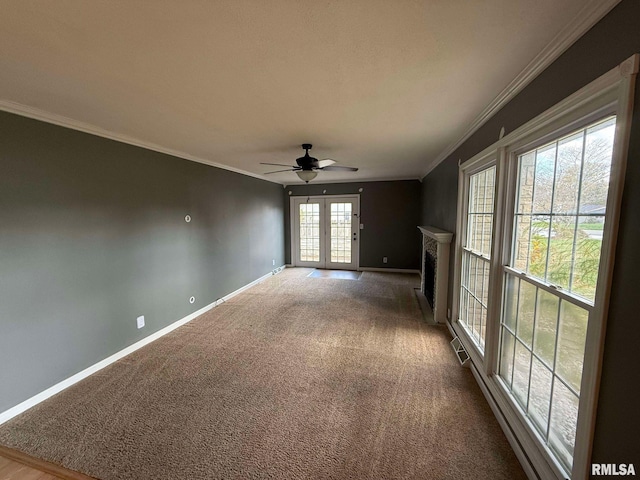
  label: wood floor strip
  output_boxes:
[0,446,95,480]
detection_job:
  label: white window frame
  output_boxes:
[451,54,638,479]
[453,155,501,359]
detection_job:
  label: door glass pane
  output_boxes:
[330,202,351,263]
[299,203,320,262]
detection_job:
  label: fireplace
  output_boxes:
[418,226,453,324]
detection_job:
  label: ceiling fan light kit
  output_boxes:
[260,144,358,183]
[296,170,318,183]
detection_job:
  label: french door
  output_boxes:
[291,195,360,270]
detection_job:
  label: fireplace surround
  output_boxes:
[418,226,453,324]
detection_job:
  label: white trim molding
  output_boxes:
[0,267,285,425]
[0,100,281,185]
[358,267,421,275]
[421,0,621,178]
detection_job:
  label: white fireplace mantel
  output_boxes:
[418,226,453,324]
[418,226,453,244]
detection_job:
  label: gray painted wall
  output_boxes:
[420,0,640,466]
[0,111,285,412]
[284,181,421,270]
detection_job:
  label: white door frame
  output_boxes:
[290,194,360,270]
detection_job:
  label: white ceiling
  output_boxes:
[0,1,606,184]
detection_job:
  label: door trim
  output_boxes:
[290,194,360,270]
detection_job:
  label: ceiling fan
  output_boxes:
[261,144,358,182]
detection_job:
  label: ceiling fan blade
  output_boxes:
[263,168,300,174]
[260,162,297,167]
[320,165,359,172]
[318,158,336,168]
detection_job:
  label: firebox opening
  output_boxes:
[423,252,435,309]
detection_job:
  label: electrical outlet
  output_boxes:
[447,308,451,319]
[383,257,388,264]
[272,259,275,266]
[136,316,145,329]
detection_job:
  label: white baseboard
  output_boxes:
[445,320,457,339]
[0,266,284,425]
[469,364,537,480]
[358,267,421,275]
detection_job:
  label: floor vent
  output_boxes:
[450,336,470,366]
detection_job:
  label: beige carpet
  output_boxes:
[0,268,526,480]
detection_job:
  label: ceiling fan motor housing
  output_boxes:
[296,144,319,170]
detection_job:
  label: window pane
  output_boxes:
[552,131,583,215]
[516,281,536,348]
[529,215,551,280]
[467,167,495,255]
[503,274,519,332]
[579,118,615,215]
[517,151,536,214]
[549,380,579,471]
[513,340,532,408]
[481,214,493,256]
[513,215,532,271]
[532,144,556,214]
[469,254,477,297]
[529,356,553,435]
[572,215,604,302]
[500,329,516,388]
[460,254,489,352]
[329,202,352,263]
[546,215,573,289]
[299,203,320,262]
[481,260,490,306]
[533,289,559,367]
[556,301,588,394]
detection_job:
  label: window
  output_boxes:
[451,55,637,479]
[498,117,616,471]
[459,166,496,352]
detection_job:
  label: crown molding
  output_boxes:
[421,0,621,179]
[0,100,283,185]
